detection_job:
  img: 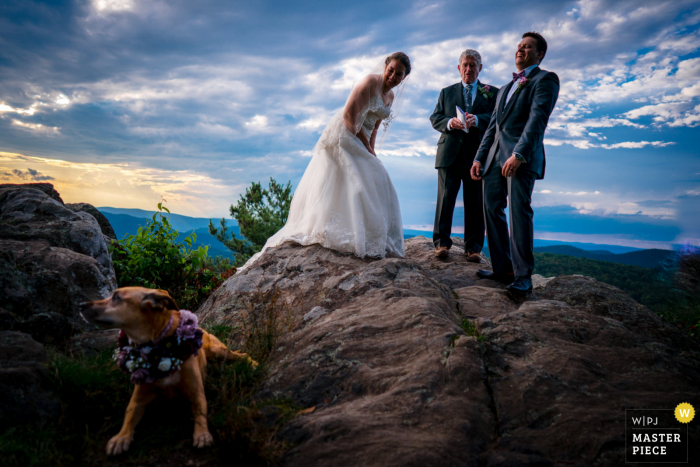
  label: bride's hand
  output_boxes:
[366,144,377,157]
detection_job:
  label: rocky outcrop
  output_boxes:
[0,184,117,344]
[198,236,700,467]
[0,331,61,430]
[66,202,117,240]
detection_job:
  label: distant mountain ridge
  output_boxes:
[403,229,646,255]
[98,207,230,232]
[100,208,674,268]
[99,208,240,260]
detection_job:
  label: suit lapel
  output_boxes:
[497,81,514,122]
[455,83,467,112]
[500,66,541,123]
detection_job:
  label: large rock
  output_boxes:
[66,202,117,240]
[0,331,61,430]
[0,184,117,343]
[198,236,700,466]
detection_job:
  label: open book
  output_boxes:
[456,106,469,134]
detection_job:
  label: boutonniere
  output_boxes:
[478,85,493,99]
[515,77,529,93]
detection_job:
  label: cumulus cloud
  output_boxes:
[3,167,55,181]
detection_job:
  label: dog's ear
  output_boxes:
[142,290,179,312]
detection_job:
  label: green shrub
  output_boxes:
[110,202,236,310]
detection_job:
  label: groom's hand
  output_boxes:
[470,161,483,180]
[501,155,522,177]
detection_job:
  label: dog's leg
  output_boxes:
[202,331,258,367]
[179,357,214,448]
[107,384,157,455]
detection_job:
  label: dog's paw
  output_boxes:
[193,430,214,448]
[106,434,133,455]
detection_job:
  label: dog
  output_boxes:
[79,286,257,456]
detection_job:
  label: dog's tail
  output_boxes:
[202,332,258,368]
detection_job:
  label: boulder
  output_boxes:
[66,202,117,240]
[0,184,117,343]
[0,182,64,204]
[0,331,61,430]
[198,236,700,467]
[68,329,120,356]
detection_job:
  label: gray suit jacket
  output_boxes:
[430,81,499,168]
[475,67,559,179]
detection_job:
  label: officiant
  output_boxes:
[430,49,498,260]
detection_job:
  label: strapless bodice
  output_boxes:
[361,93,392,139]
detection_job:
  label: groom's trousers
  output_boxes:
[433,154,485,253]
[482,161,537,277]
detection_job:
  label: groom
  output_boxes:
[470,32,559,297]
[430,49,498,260]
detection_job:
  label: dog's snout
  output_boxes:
[79,301,97,319]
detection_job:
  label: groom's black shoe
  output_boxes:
[476,269,515,285]
[506,276,533,297]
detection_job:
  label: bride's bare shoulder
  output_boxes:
[356,74,382,91]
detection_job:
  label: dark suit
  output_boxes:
[430,80,498,252]
[475,66,559,276]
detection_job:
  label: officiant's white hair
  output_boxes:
[459,49,481,66]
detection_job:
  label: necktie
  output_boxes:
[463,84,473,113]
[512,71,525,83]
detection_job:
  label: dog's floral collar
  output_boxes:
[113,309,204,384]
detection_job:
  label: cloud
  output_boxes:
[544,138,675,149]
[0,151,237,217]
[599,140,675,149]
[533,205,681,241]
[11,120,60,134]
[10,167,55,181]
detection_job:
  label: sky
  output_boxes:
[1,0,699,249]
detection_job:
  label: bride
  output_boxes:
[243,52,411,268]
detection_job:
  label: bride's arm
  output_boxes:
[343,75,375,132]
[357,128,375,156]
[369,119,382,155]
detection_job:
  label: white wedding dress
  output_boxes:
[242,92,404,269]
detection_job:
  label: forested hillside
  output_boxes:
[100,210,240,260]
[534,245,674,269]
[534,253,666,312]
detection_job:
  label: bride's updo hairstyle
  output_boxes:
[385,52,411,76]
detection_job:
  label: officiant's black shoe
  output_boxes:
[506,276,533,297]
[476,270,514,285]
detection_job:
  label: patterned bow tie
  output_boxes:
[512,71,525,82]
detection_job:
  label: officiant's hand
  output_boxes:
[465,114,476,128]
[449,117,464,130]
[470,161,483,180]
